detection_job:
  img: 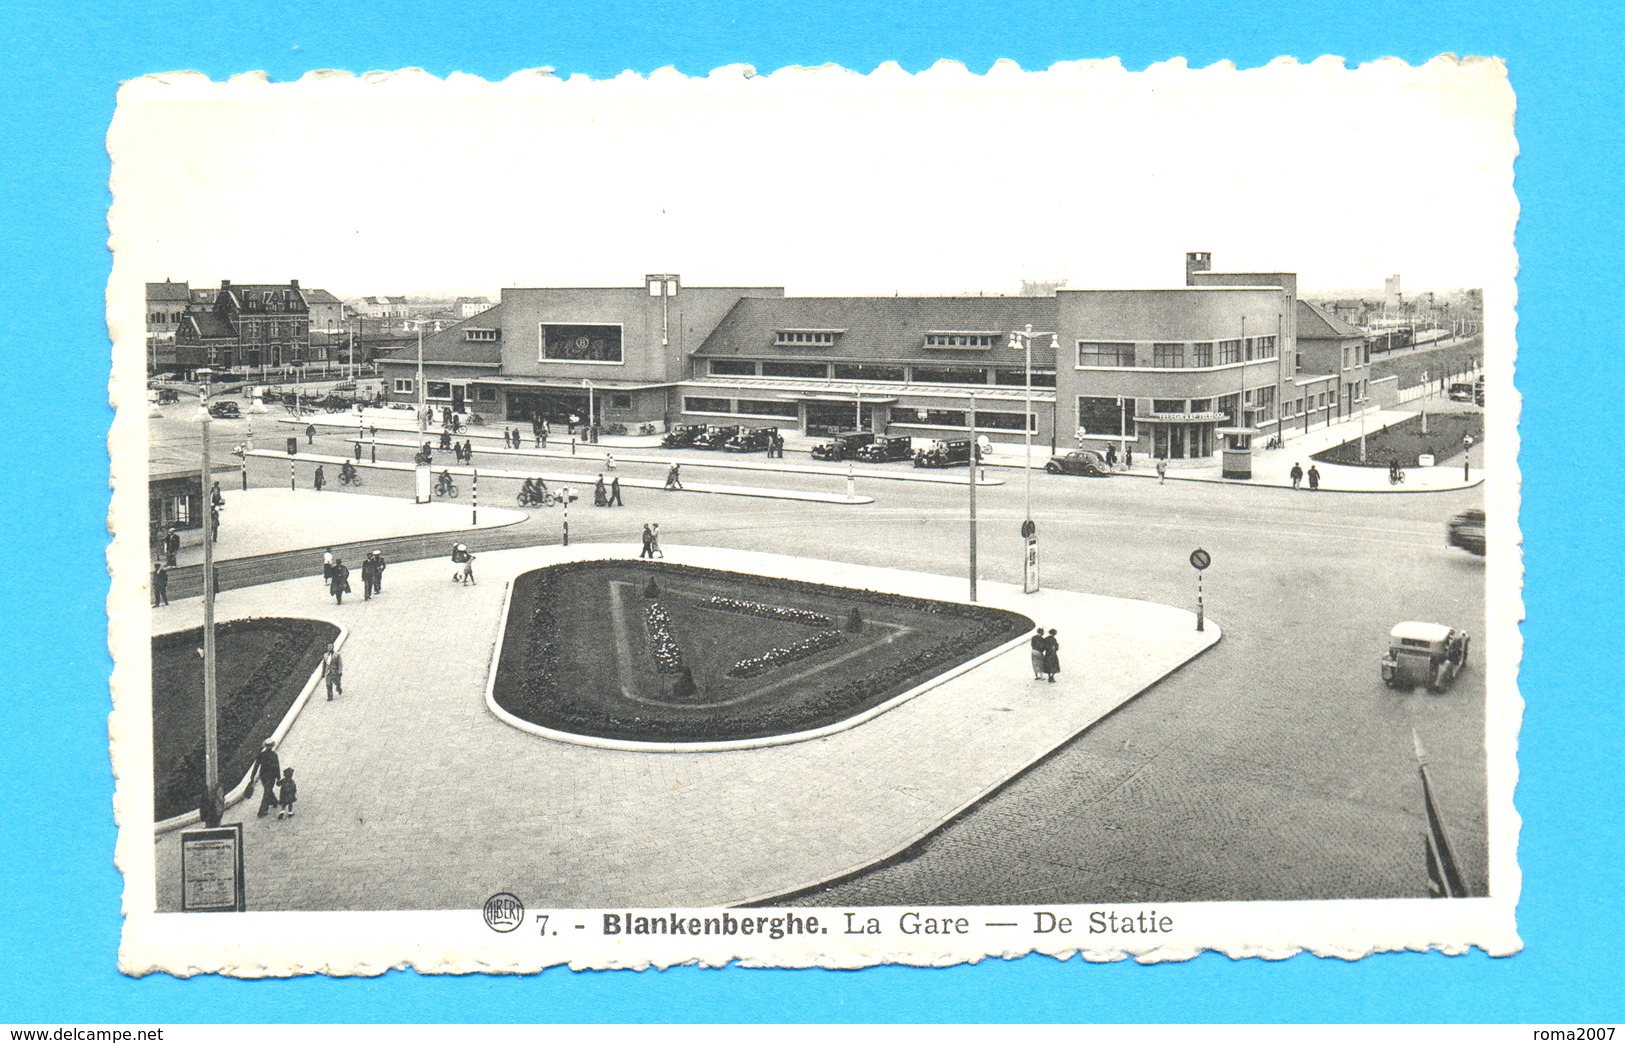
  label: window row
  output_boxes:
[465,329,500,342]
[1079,335,1278,368]
[682,397,800,419]
[774,330,841,347]
[923,332,1000,349]
[895,409,1035,431]
[706,358,1056,387]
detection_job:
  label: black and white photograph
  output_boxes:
[108,58,1520,973]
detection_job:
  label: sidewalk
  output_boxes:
[166,488,527,566]
[247,449,878,505]
[147,544,1219,912]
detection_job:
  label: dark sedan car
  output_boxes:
[207,401,241,419]
[811,431,874,461]
[723,427,777,452]
[1447,508,1486,555]
[854,436,913,463]
[660,424,706,449]
[1045,449,1110,476]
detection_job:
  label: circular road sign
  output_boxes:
[1189,548,1211,571]
[1020,519,1037,539]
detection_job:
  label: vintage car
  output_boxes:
[913,438,977,468]
[690,424,743,450]
[660,424,706,449]
[1447,508,1486,555]
[207,400,242,419]
[723,426,778,452]
[1381,621,1471,692]
[1045,449,1111,476]
[1447,382,1476,403]
[854,436,914,463]
[811,430,875,461]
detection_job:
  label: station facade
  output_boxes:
[379,259,1370,459]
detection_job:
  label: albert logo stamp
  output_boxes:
[482,893,525,933]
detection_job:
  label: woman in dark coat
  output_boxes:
[1041,629,1061,683]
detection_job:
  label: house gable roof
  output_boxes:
[147,281,190,303]
[1296,299,1365,340]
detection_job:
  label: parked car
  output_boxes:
[723,426,778,452]
[913,438,977,468]
[207,401,241,419]
[1447,508,1486,555]
[854,436,914,463]
[690,424,742,450]
[1448,382,1476,402]
[660,424,706,449]
[811,430,875,461]
[1381,621,1470,692]
[1045,449,1111,476]
[1474,377,1485,407]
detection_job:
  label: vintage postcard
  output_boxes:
[108,56,1520,974]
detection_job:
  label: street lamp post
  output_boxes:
[967,392,977,603]
[416,326,427,439]
[583,379,595,441]
[1008,325,1056,595]
[195,382,221,825]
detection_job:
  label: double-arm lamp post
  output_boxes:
[1008,325,1058,594]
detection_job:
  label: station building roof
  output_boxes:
[696,296,1061,368]
[1296,299,1366,340]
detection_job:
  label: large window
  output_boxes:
[709,359,757,376]
[908,408,966,427]
[426,381,452,401]
[1152,399,1186,414]
[1191,342,1213,367]
[832,363,905,382]
[1077,396,1134,436]
[762,361,828,379]
[684,397,731,414]
[978,411,1037,431]
[993,369,1056,387]
[1152,343,1185,368]
[910,365,988,385]
[735,399,798,419]
[540,323,622,363]
[1255,335,1276,358]
[1078,342,1135,367]
[1218,339,1242,365]
[393,378,414,394]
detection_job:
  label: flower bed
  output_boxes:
[644,602,686,674]
[727,630,845,678]
[697,595,833,629]
[490,561,1033,744]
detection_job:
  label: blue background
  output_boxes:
[1,0,1617,1023]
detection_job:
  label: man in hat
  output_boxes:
[251,740,282,818]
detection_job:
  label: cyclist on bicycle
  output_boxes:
[437,470,454,495]
[339,460,357,484]
[1388,458,1403,484]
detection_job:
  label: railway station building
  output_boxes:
[379,257,1370,459]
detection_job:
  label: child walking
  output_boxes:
[276,768,298,819]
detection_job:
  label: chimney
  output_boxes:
[1185,252,1212,286]
[290,279,299,289]
[221,279,231,288]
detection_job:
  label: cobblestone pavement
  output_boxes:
[146,546,1217,912]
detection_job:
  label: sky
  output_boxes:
[107,57,1516,305]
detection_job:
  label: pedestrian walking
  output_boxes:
[209,504,220,542]
[305,423,316,446]
[594,474,609,507]
[250,740,281,818]
[462,439,473,464]
[440,430,452,451]
[151,561,169,606]
[369,549,386,592]
[1289,462,1304,490]
[1041,629,1061,683]
[664,463,683,490]
[1124,446,1133,469]
[313,465,326,492]
[353,440,363,462]
[534,429,542,448]
[322,643,343,700]
[165,528,180,567]
[210,481,224,509]
[452,543,476,585]
[1156,458,1168,484]
[640,524,655,559]
[605,452,616,472]
[609,476,623,506]
[649,523,664,559]
[321,547,334,583]
[368,424,377,440]
[1029,627,1046,680]
[1105,444,1117,469]
[276,768,297,819]
[361,553,380,600]
[1307,464,1321,491]
[329,557,351,604]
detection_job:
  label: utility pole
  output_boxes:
[967,392,978,603]
[197,381,220,825]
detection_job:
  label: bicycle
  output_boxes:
[466,412,485,427]
[434,474,459,498]
[1388,468,1406,486]
[518,487,556,508]
[339,469,364,487]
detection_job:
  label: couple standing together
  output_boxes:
[1029,627,1062,683]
